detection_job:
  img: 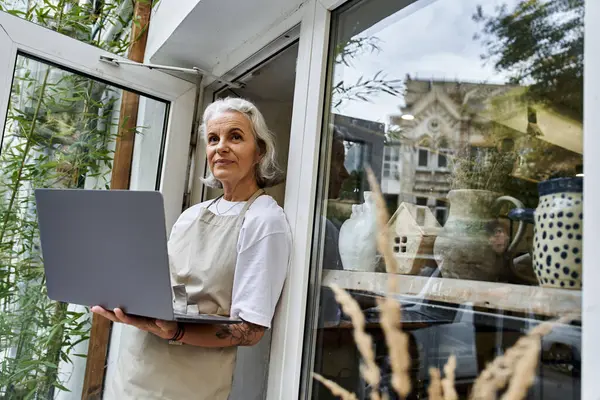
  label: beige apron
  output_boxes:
[105,189,264,400]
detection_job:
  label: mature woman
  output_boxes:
[92,97,291,399]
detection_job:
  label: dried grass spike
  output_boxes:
[470,317,565,400]
[500,337,541,400]
[330,284,381,400]
[529,315,573,337]
[428,368,443,400]
[313,373,358,400]
[441,355,458,400]
[378,297,411,397]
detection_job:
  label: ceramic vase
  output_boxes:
[509,177,583,289]
[433,189,525,281]
[338,191,378,272]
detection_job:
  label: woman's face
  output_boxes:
[206,111,260,186]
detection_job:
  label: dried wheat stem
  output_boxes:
[500,315,574,400]
[428,368,444,400]
[441,355,458,400]
[378,297,411,398]
[470,317,570,400]
[500,337,540,400]
[365,167,399,293]
[330,284,382,400]
[529,315,573,337]
[313,373,359,400]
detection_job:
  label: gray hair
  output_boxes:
[200,97,284,188]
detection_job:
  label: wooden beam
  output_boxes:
[82,2,152,399]
[109,0,152,190]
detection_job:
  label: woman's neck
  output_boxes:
[221,178,260,202]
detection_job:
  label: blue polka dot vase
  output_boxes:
[509,177,583,290]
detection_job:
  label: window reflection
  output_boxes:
[306,0,584,398]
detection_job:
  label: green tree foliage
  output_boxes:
[473,0,584,121]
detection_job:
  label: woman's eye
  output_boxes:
[208,136,218,143]
[232,133,242,141]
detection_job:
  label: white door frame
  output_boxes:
[265,0,600,399]
[582,0,600,397]
[0,11,196,230]
[266,1,332,398]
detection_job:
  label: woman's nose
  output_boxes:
[216,139,229,153]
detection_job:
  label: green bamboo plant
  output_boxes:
[0,1,147,398]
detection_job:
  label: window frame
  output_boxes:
[267,0,600,399]
[437,148,450,170]
[0,11,196,398]
[0,12,195,230]
[264,1,333,398]
[416,146,430,169]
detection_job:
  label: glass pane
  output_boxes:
[304,0,584,399]
[417,149,428,167]
[415,197,427,206]
[0,54,167,398]
[438,153,447,168]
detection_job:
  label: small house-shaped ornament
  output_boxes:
[389,202,442,275]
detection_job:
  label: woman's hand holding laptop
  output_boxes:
[91,306,178,340]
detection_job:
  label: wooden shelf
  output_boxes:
[322,270,581,319]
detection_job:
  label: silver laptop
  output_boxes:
[34,188,241,325]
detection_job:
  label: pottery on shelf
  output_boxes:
[338,191,378,272]
[433,189,526,282]
[509,177,583,289]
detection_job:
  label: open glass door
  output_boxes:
[0,11,195,399]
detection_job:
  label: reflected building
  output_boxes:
[382,76,583,226]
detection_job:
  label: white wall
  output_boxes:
[145,0,304,85]
[145,0,202,64]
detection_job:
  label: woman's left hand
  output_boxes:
[91,306,178,340]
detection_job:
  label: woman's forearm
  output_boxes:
[179,321,265,348]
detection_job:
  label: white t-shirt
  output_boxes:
[170,195,291,329]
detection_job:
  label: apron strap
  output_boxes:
[240,189,265,214]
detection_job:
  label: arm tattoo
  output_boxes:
[215,322,264,346]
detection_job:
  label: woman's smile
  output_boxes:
[214,159,235,166]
